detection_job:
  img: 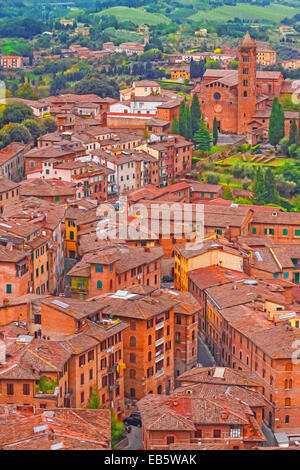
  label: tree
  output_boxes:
[296,121,300,149]
[171,117,179,134]
[253,167,267,205]
[193,116,212,152]
[213,117,218,145]
[15,83,38,100]
[178,101,186,138]
[190,94,201,136]
[43,118,58,134]
[0,102,33,126]
[223,185,233,200]
[0,123,32,146]
[289,119,298,145]
[111,411,125,450]
[264,168,279,204]
[185,105,192,141]
[269,97,285,148]
[23,119,45,143]
[87,386,100,409]
[74,74,119,99]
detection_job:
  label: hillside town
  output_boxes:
[1,0,300,455]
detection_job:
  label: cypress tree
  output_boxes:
[223,185,233,200]
[264,167,279,204]
[193,116,212,152]
[296,121,300,149]
[191,93,201,136]
[213,117,218,145]
[185,105,192,141]
[253,167,267,205]
[179,101,186,138]
[171,116,179,134]
[289,119,297,145]
[269,97,285,148]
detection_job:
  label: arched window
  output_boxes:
[97,280,102,289]
[148,335,152,346]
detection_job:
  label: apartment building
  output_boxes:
[66,245,163,299]
[0,142,26,182]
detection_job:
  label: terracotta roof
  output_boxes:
[0,178,20,193]
[0,407,111,450]
[20,179,76,198]
[188,265,248,290]
[0,142,25,164]
[177,367,261,389]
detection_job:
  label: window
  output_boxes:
[95,264,103,273]
[81,392,84,403]
[79,355,85,367]
[230,427,241,438]
[23,384,30,396]
[97,281,102,289]
[6,284,12,294]
[130,321,136,331]
[252,228,257,235]
[283,229,288,236]
[295,230,300,237]
[214,92,221,101]
[80,373,84,385]
[166,436,175,445]
[130,388,136,398]
[213,429,221,438]
[130,336,136,347]
[130,353,136,363]
[7,384,14,395]
[129,369,136,379]
[285,397,291,406]
[88,350,94,362]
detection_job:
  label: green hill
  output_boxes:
[96,6,170,26]
[189,2,298,24]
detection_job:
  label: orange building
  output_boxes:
[0,56,23,69]
[138,381,265,450]
[66,245,163,299]
[93,286,178,401]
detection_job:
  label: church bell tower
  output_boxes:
[237,32,257,135]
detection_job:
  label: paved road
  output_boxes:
[124,426,142,450]
[197,334,215,367]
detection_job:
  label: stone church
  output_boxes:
[191,33,300,144]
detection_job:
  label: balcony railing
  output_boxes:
[155,368,164,378]
[155,321,164,331]
[155,337,164,347]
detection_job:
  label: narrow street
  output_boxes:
[197,334,215,367]
[124,426,142,450]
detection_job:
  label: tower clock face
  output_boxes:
[214,92,221,100]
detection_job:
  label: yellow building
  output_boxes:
[169,66,190,81]
[28,237,49,295]
[174,238,244,291]
[65,217,78,259]
[256,46,276,66]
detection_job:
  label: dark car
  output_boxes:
[162,275,174,283]
[130,411,141,420]
[124,416,142,428]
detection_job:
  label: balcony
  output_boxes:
[155,321,164,331]
[155,353,164,363]
[155,337,164,347]
[155,368,164,378]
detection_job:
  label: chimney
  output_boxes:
[48,429,55,440]
[6,243,13,252]
[2,298,9,307]
[0,339,6,364]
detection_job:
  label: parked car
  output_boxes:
[162,275,174,283]
[130,411,141,420]
[124,416,142,427]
